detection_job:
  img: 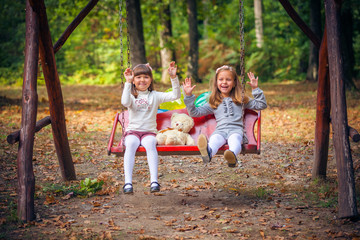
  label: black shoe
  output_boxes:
[224,150,238,168]
[198,134,212,163]
[123,183,133,194]
[150,182,160,193]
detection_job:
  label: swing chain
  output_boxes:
[239,0,245,98]
[119,0,124,85]
[239,0,246,137]
[125,0,131,68]
[119,0,129,139]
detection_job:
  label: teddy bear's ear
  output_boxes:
[171,113,178,120]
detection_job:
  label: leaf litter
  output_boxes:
[0,82,360,239]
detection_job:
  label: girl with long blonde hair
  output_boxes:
[183,65,267,167]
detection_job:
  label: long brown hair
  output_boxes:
[208,65,249,109]
[131,64,154,98]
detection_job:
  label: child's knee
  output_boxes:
[141,136,157,148]
[125,136,140,148]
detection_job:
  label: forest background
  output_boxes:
[1,0,360,86]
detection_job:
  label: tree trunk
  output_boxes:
[36,0,76,181]
[17,0,39,222]
[126,0,146,66]
[187,0,200,82]
[254,0,264,48]
[159,0,175,84]
[324,0,358,219]
[306,0,322,81]
[312,25,330,179]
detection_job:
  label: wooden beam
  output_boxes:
[278,0,321,48]
[35,0,76,181]
[349,126,360,142]
[17,0,39,222]
[7,116,51,144]
[312,25,330,179]
[53,0,99,54]
[324,0,358,219]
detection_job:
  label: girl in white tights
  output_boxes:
[121,62,180,194]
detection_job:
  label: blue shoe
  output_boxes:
[150,182,160,193]
[224,150,238,168]
[123,183,133,194]
[197,134,212,163]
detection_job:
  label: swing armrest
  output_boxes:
[257,110,261,154]
[107,113,119,155]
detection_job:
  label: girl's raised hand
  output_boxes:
[124,68,134,83]
[247,72,258,89]
[168,61,177,78]
[182,77,196,96]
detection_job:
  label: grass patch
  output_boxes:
[294,178,338,208]
[41,178,104,197]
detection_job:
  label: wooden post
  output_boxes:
[278,0,321,48]
[7,116,51,144]
[17,0,39,221]
[312,25,331,179]
[324,0,358,218]
[34,0,76,181]
[53,0,99,54]
[349,126,360,142]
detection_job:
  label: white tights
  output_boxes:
[123,135,158,186]
[208,133,243,157]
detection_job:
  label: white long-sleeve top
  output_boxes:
[121,77,181,133]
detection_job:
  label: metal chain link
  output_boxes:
[118,0,126,140]
[239,0,245,100]
[119,0,124,85]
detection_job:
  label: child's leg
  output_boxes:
[227,133,243,155]
[141,135,159,184]
[124,135,140,187]
[208,134,227,157]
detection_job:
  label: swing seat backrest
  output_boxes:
[107,108,261,156]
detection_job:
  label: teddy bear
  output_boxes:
[156,113,195,145]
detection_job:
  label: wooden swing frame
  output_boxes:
[10,0,358,222]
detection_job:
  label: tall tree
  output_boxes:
[306,0,322,81]
[186,0,200,82]
[254,0,264,48]
[126,0,146,66]
[159,0,175,83]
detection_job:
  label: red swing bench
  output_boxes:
[107,108,261,156]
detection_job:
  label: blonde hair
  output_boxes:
[131,63,154,98]
[208,65,249,109]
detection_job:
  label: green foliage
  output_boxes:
[1,0,359,85]
[296,178,338,208]
[6,201,19,223]
[42,178,104,197]
[42,182,81,196]
[79,178,104,195]
[255,187,270,199]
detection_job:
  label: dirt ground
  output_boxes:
[1,82,360,239]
